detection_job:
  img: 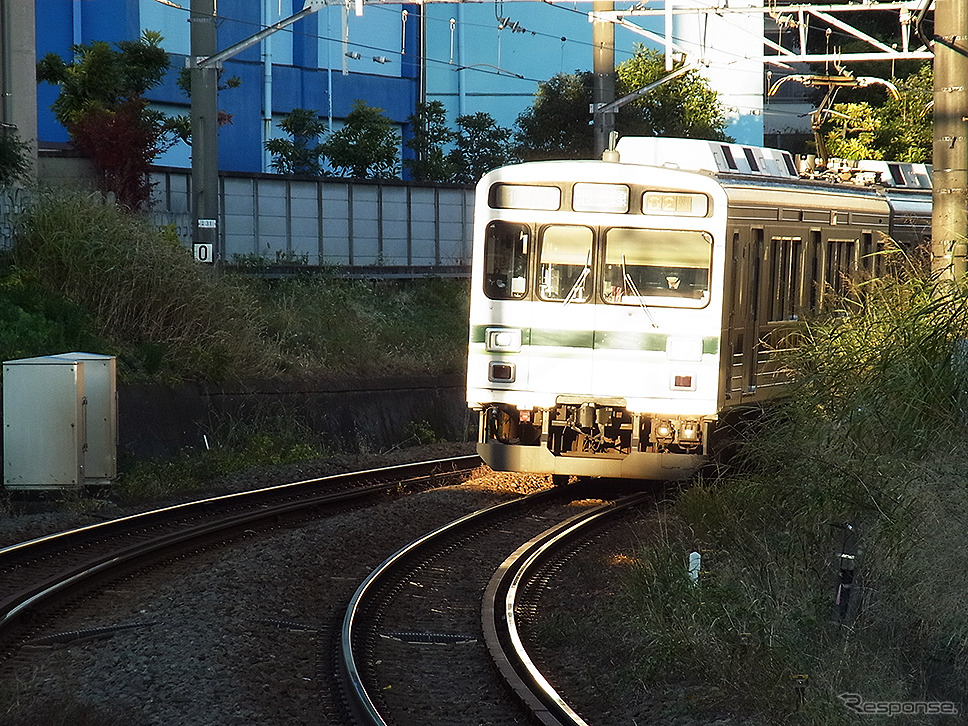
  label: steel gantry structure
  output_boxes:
[189,0,964,277]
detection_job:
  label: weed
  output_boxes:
[12,190,275,381]
[5,189,469,382]
[616,270,968,724]
[114,412,330,502]
[401,419,439,446]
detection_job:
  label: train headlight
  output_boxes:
[654,419,674,443]
[670,373,696,391]
[488,361,515,382]
[679,420,700,442]
[486,327,522,352]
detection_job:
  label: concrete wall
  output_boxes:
[118,374,473,461]
[13,159,475,275]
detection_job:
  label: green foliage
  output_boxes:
[448,112,517,183]
[12,190,272,381]
[824,64,933,162]
[514,50,730,160]
[255,276,469,376]
[116,415,328,503]
[401,419,440,445]
[780,268,968,456]
[36,30,170,126]
[0,130,31,186]
[0,265,108,360]
[165,67,242,145]
[514,71,597,160]
[321,100,400,179]
[265,102,513,183]
[404,101,457,182]
[616,46,731,141]
[36,30,173,210]
[264,108,328,176]
[619,268,968,723]
[2,188,468,382]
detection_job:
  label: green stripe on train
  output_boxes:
[471,326,719,354]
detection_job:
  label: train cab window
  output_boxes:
[602,228,712,305]
[483,221,530,300]
[537,225,593,302]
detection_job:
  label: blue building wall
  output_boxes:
[422,3,639,132]
[34,0,764,175]
[36,0,423,174]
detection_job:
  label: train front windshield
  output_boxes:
[482,220,712,306]
[603,228,711,303]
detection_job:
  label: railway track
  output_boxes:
[340,480,660,725]
[2,459,668,724]
[0,456,480,662]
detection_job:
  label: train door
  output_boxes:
[742,228,765,396]
[534,224,595,396]
[726,227,763,400]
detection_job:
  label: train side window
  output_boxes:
[483,221,530,300]
[770,236,802,321]
[809,230,821,310]
[602,228,712,304]
[537,225,593,302]
[861,232,874,275]
[826,239,856,299]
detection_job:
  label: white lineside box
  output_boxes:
[3,352,117,490]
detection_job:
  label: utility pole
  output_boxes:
[932,0,968,281]
[190,0,219,263]
[592,0,615,158]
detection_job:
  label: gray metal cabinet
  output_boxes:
[3,352,117,490]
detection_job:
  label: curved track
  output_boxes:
[340,482,659,725]
[483,491,656,725]
[0,455,479,659]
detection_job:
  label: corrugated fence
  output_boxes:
[149,170,475,272]
[1,170,475,275]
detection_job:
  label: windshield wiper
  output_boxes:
[622,256,657,328]
[562,251,591,306]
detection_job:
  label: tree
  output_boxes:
[448,112,517,183]
[164,67,242,145]
[616,46,731,141]
[405,101,456,182]
[514,71,596,160]
[822,64,933,163]
[0,129,31,186]
[36,30,172,211]
[321,100,400,179]
[265,109,328,176]
[514,48,730,160]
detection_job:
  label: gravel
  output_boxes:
[0,443,557,726]
[0,443,753,725]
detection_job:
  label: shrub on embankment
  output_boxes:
[3,189,468,382]
[618,268,968,724]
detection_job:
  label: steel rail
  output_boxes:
[0,456,479,565]
[339,487,562,725]
[0,456,480,641]
[482,491,655,726]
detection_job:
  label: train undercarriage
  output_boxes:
[477,402,712,481]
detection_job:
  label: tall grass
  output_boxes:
[620,271,968,724]
[255,276,469,377]
[13,190,274,380]
[7,190,469,382]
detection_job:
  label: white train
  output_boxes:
[465,136,932,482]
